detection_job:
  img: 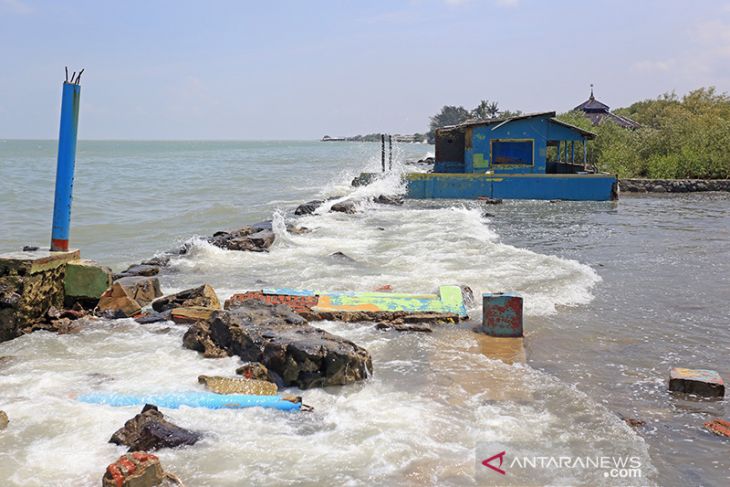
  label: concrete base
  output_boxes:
[64,259,112,305]
[0,249,80,342]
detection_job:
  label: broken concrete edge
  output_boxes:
[668,367,725,398]
[0,249,80,275]
[224,285,469,322]
[704,418,730,438]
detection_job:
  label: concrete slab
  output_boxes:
[0,249,80,274]
[64,259,112,300]
[669,367,725,397]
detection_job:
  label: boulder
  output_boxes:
[135,311,170,324]
[114,264,161,280]
[102,452,165,487]
[115,276,163,307]
[64,259,112,306]
[98,283,142,318]
[0,410,8,430]
[110,404,200,452]
[183,300,372,389]
[247,230,275,249]
[373,195,403,205]
[141,255,171,267]
[236,362,276,382]
[152,284,220,313]
[330,200,357,214]
[170,306,216,324]
[197,375,278,395]
[295,200,324,215]
[329,251,356,263]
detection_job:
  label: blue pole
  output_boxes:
[50,80,81,252]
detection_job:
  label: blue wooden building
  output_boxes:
[406,111,618,201]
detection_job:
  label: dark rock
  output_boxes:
[209,226,271,252]
[120,264,160,278]
[329,251,356,263]
[375,322,432,333]
[183,301,372,389]
[478,197,503,204]
[22,246,39,252]
[60,308,86,320]
[248,230,275,249]
[134,310,170,324]
[330,200,357,214]
[295,200,324,215]
[351,173,378,187]
[373,195,404,206]
[482,212,495,218]
[114,276,163,307]
[109,404,200,452]
[141,255,171,267]
[152,284,220,313]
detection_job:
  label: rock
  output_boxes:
[22,246,39,252]
[141,255,171,267]
[621,416,646,428]
[110,404,200,452]
[64,260,112,307]
[183,301,372,389]
[97,282,143,318]
[236,362,276,382]
[373,195,403,205]
[295,200,324,215]
[116,264,161,279]
[705,418,730,438]
[330,200,357,214]
[329,251,356,263]
[102,452,165,487]
[171,306,216,324]
[0,410,8,430]
[669,367,725,397]
[248,230,275,249]
[134,311,169,324]
[375,322,432,333]
[197,375,278,395]
[478,197,503,204]
[209,226,275,252]
[46,306,62,320]
[152,284,220,313]
[115,276,163,307]
[374,284,393,292]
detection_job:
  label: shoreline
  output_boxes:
[619,178,730,193]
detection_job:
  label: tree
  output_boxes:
[427,105,471,143]
[472,100,500,120]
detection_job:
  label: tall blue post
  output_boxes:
[50,79,81,252]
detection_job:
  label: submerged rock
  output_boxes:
[373,194,404,205]
[329,251,356,263]
[152,284,220,313]
[110,404,200,452]
[375,322,432,333]
[295,200,324,215]
[134,310,170,324]
[183,300,372,389]
[197,375,278,395]
[330,200,357,214]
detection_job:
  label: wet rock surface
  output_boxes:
[152,284,220,313]
[373,194,404,205]
[114,264,161,281]
[330,200,357,214]
[295,200,324,215]
[110,404,200,452]
[98,282,143,318]
[183,300,372,389]
[114,276,163,307]
[619,178,730,193]
[197,375,278,395]
[375,322,433,333]
[0,410,8,430]
[235,361,277,382]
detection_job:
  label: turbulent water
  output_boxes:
[0,140,728,486]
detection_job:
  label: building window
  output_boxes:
[491,140,533,165]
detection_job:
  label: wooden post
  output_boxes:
[388,135,393,171]
[381,134,385,172]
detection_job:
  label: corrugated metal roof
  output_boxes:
[437,111,596,138]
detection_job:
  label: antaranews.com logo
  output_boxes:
[476,442,644,486]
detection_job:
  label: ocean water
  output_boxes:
[0,140,728,486]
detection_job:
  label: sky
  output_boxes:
[0,0,729,140]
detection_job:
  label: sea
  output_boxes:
[0,140,728,486]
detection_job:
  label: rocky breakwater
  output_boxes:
[620,178,730,193]
[183,299,372,389]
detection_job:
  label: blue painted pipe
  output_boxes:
[50,82,81,252]
[77,391,302,411]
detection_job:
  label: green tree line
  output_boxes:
[428,88,730,179]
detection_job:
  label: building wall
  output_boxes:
[465,117,549,174]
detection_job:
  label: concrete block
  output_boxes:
[171,306,216,324]
[102,452,164,487]
[479,292,523,337]
[705,418,730,438]
[64,259,112,300]
[98,282,142,317]
[669,368,725,397]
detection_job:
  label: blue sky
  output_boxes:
[1,0,729,139]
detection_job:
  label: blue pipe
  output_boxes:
[77,391,302,411]
[50,82,81,252]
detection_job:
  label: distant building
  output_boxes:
[574,86,640,129]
